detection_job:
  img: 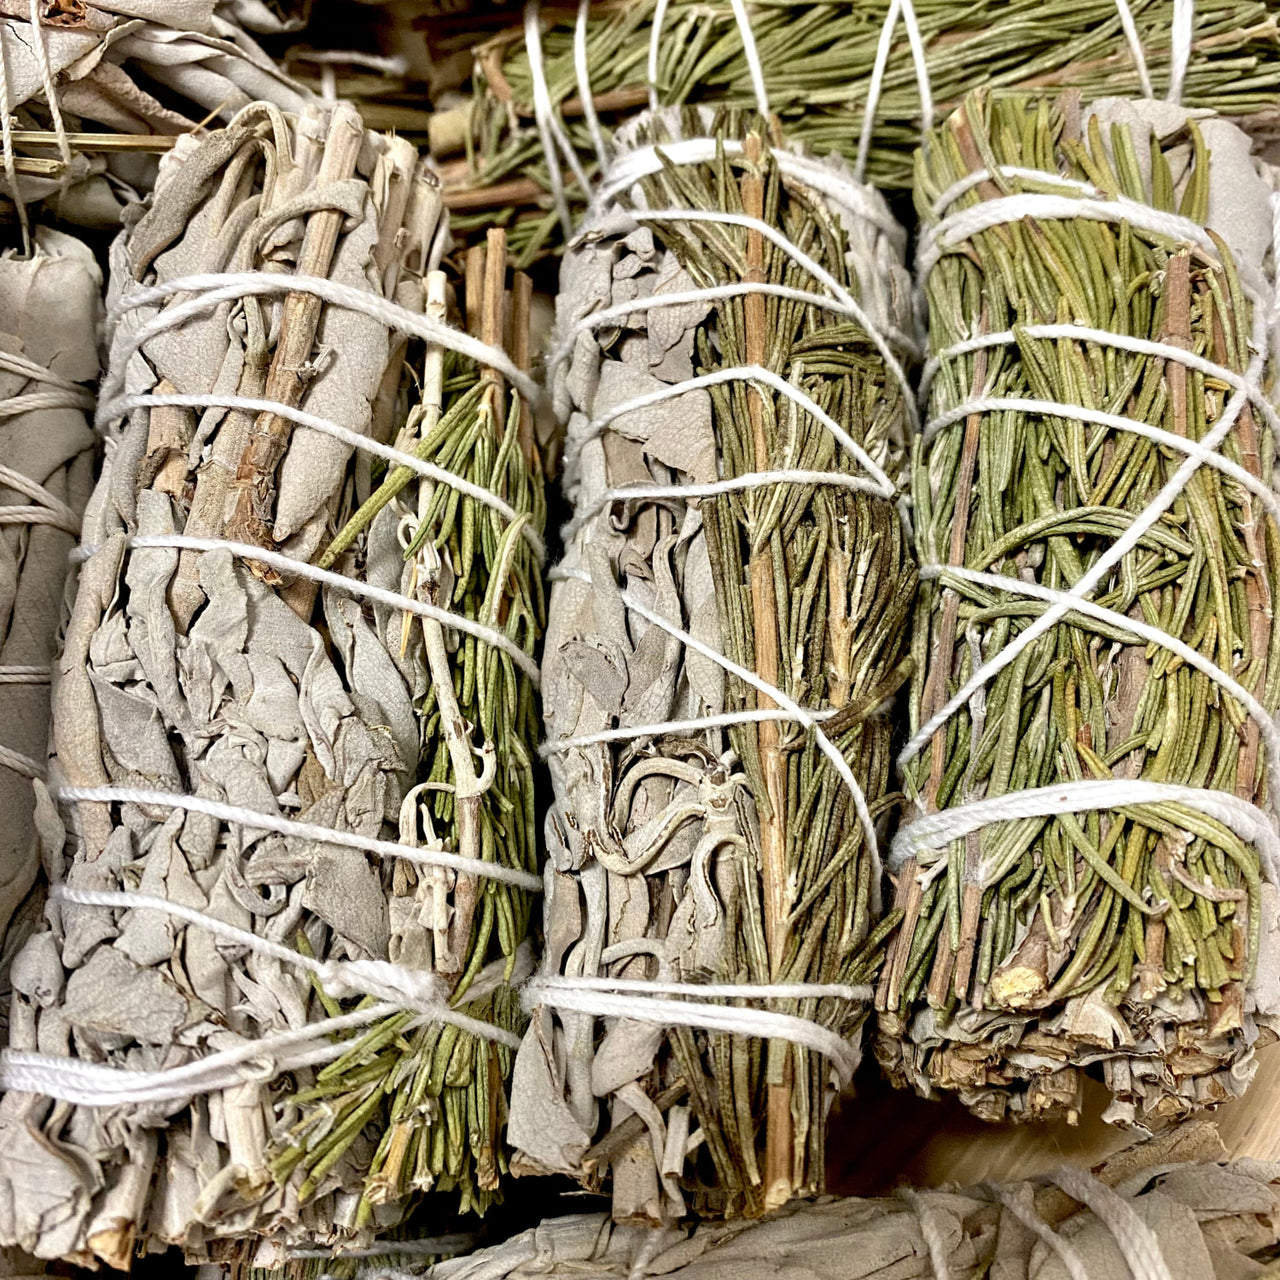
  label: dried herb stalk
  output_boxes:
[448,0,1280,262]
[876,91,1280,1128]
[512,108,915,1224]
[420,1122,1276,1280]
[0,228,100,1039]
[0,102,543,1266]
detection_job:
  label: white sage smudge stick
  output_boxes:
[0,3,308,226]
[511,105,916,1225]
[877,92,1280,1128]
[0,228,100,1041]
[424,1122,1272,1280]
[0,100,544,1269]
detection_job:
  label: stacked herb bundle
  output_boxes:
[423,1122,1280,1280]
[0,3,307,225]
[451,0,1280,262]
[0,229,100,1038]
[0,101,544,1267]
[512,107,916,1224]
[876,91,1280,1127]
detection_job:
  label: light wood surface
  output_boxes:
[829,1043,1280,1194]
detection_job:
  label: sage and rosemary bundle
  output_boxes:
[0,228,100,1037]
[0,3,307,225]
[512,107,916,1224]
[422,1122,1279,1280]
[876,92,1280,1128]
[0,100,544,1267]
[451,0,1280,263]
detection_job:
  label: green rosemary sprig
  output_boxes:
[875,90,1280,1127]
[269,234,545,1220]
[453,0,1280,262]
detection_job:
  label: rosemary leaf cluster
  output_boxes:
[513,109,915,1224]
[454,0,1280,262]
[877,91,1280,1127]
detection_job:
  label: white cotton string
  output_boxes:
[920,323,1280,439]
[550,564,883,886]
[854,0,933,185]
[541,707,837,755]
[101,271,542,414]
[0,387,95,418]
[568,364,898,495]
[646,0,671,118]
[74,533,541,685]
[919,563,1280,806]
[0,464,81,535]
[1050,1166,1175,1280]
[0,665,49,684]
[574,0,608,172]
[596,138,903,243]
[928,165,1106,219]
[897,1188,952,1280]
[888,779,1280,891]
[54,785,544,890]
[107,391,547,561]
[27,1,71,182]
[51,884,463,1012]
[923,396,1280,526]
[727,0,770,120]
[547,975,872,1001]
[1168,0,1195,106]
[0,883,524,1107]
[523,0,591,238]
[549,282,896,378]
[1112,0,1155,100]
[994,1187,1091,1280]
[0,743,42,780]
[523,976,861,1084]
[920,187,1267,303]
[563,469,887,541]
[619,214,917,417]
[0,1004,406,1106]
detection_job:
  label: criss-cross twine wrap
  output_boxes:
[0,102,544,1266]
[876,92,1280,1127]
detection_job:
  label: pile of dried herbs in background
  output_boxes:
[876,90,1280,1129]
[0,230,100,1040]
[426,1122,1280,1280]
[0,99,545,1268]
[512,106,916,1225]
[450,0,1280,262]
[0,2,308,226]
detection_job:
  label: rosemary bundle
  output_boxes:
[0,228,99,1036]
[512,107,916,1223]
[876,92,1280,1128]
[427,1123,1275,1280]
[452,0,1280,263]
[0,102,543,1266]
[0,3,307,225]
